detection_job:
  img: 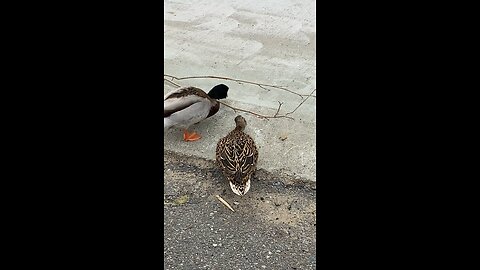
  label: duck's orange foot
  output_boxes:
[183,130,201,142]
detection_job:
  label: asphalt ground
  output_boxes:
[164,150,317,269]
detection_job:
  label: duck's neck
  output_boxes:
[206,101,220,118]
[234,124,246,132]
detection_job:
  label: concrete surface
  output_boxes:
[164,150,316,269]
[164,0,316,181]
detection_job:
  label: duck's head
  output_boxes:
[234,115,247,131]
[207,84,229,100]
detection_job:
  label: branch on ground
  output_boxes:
[163,74,316,121]
[164,74,316,99]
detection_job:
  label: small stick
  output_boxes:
[216,195,235,212]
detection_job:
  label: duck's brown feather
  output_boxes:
[164,87,210,100]
[216,128,258,186]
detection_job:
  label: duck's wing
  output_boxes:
[164,87,210,117]
[237,134,258,180]
[216,133,257,184]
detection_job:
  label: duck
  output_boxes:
[216,115,258,196]
[164,84,229,141]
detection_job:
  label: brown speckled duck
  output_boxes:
[164,84,229,141]
[216,115,258,196]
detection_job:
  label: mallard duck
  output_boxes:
[164,84,229,141]
[216,115,258,196]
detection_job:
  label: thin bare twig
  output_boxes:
[164,74,315,99]
[164,78,181,87]
[274,101,284,117]
[218,101,295,121]
[285,89,317,116]
[164,74,315,120]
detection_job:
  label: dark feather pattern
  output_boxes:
[165,87,210,100]
[216,115,258,196]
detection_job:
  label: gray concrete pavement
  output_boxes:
[164,0,316,182]
[164,150,316,269]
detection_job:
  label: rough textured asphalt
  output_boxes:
[164,150,317,269]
